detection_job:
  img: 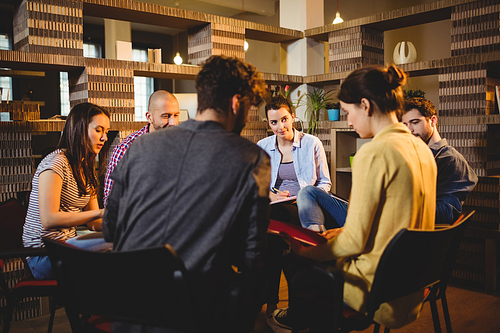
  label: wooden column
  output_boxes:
[188,22,245,66]
[451,0,500,57]
[328,26,384,73]
[69,62,135,122]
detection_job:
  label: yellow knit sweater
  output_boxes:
[310,123,437,328]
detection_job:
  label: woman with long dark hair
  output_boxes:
[268,65,437,332]
[23,103,111,280]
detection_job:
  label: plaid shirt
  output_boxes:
[103,125,149,206]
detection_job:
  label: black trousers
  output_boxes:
[264,203,300,306]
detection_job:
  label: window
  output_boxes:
[132,49,153,121]
[0,34,10,50]
[83,42,102,58]
[60,72,70,116]
[0,34,12,102]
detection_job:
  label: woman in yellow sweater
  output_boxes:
[268,64,437,333]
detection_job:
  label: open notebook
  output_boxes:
[270,196,297,205]
[268,219,327,246]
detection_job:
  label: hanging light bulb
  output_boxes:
[174,52,183,65]
[242,0,248,52]
[333,12,343,24]
[332,0,343,24]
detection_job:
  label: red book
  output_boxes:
[268,219,327,246]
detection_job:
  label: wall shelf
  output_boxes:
[304,0,476,41]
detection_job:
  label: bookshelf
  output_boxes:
[330,125,372,200]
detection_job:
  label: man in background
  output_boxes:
[402,97,478,224]
[103,90,180,205]
[103,55,270,332]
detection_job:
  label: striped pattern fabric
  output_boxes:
[103,124,149,206]
[23,150,90,248]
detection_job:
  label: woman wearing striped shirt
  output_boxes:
[23,103,111,280]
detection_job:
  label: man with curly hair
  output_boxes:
[103,55,270,332]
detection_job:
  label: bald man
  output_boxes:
[103,90,180,206]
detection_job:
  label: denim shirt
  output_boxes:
[257,129,331,192]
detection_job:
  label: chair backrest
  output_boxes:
[365,212,474,319]
[0,198,27,250]
[43,238,196,332]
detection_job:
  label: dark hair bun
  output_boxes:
[384,65,407,90]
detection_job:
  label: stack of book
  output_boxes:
[13,0,83,56]
[0,131,33,205]
[439,123,500,177]
[188,21,245,66]
[0,101,40,121]
[328,26,384,74]
[69,65,135,123]
[451,0,500,57]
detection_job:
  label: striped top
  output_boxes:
[23,150,90,248]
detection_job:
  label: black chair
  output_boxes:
[288,211,474,333]
[426,211,475,333]
[0,198,58,333]
[43,238,197,333]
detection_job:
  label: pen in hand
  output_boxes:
[272,187,290,197]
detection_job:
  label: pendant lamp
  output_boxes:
[333,0,343,24]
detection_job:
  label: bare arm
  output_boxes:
[38,170,103,230]
[84,196,103,231]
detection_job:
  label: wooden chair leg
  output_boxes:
[373,323,381,333]
[441,294,453,333]
[429,299,442,333]
[383,328,391,333]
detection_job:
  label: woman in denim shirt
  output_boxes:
[257,95,331,202]
[257,94,331,322]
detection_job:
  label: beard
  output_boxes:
[232,103,249,135]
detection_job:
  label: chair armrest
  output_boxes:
[0,247,47,260]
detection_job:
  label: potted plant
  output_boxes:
[326,101,341,121]
[303,87,336,134]
[404,89,425,99]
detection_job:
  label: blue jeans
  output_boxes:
[27,232,112,280]
[297,186,348,231]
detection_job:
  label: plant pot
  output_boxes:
[328,109,340,121]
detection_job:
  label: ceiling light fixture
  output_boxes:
[173,2,183,65]
[333,0,344,24]
[242,0,248,52]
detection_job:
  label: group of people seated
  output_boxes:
[22,55,478,333]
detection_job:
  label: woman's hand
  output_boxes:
[321,227,343,240]
[280,231,308,256]
[269,190,290,202]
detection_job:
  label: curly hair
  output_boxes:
[195,55,268,116]
[404,97,437,119]
[57,103,110,197]
[338,65,407,119]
